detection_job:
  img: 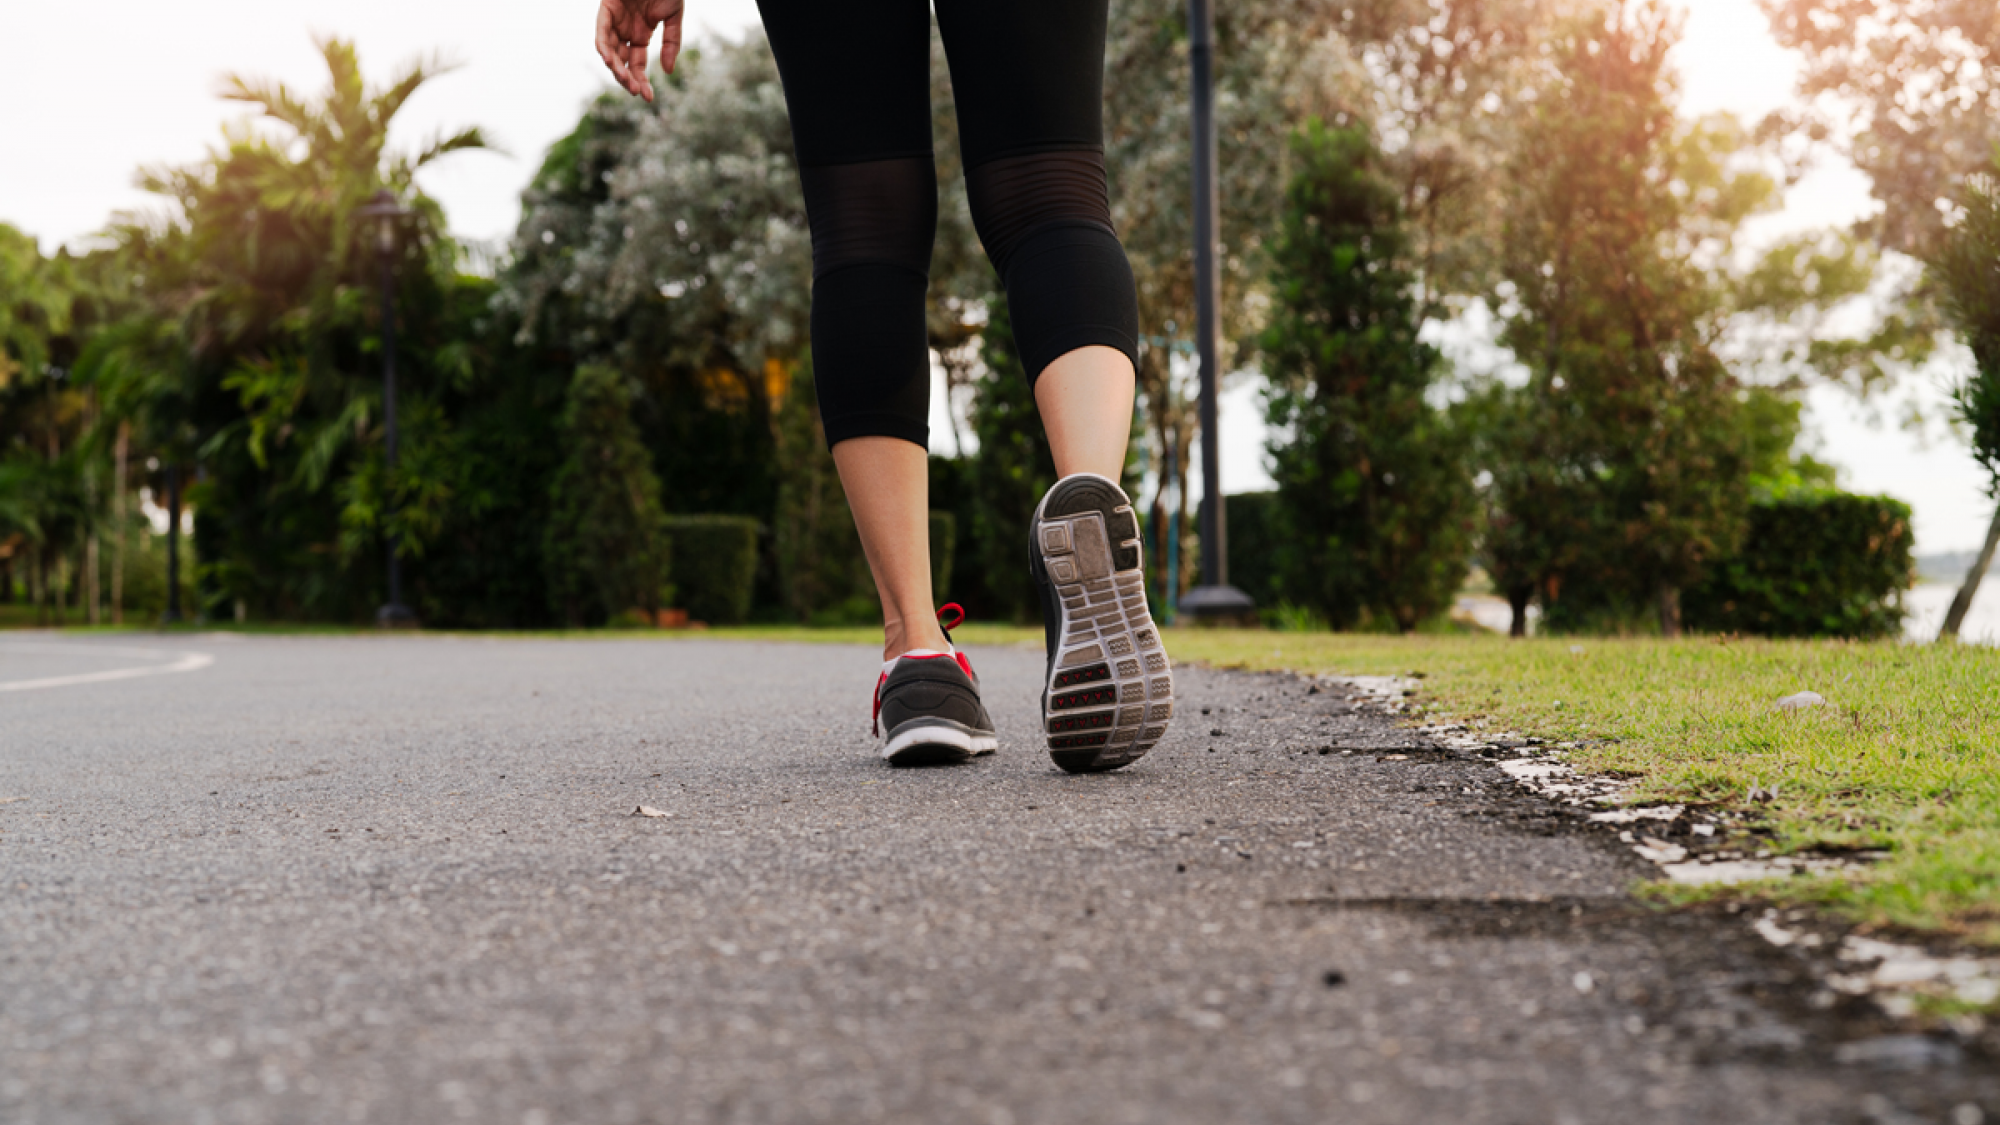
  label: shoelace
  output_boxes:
[872,604,974,737]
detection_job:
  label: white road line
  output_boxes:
[0,642,216,692]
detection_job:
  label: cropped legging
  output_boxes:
[755,0,1140,449]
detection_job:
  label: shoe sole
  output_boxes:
[1031,474,1173,773]
[881,718,998,767]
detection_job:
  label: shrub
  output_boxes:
[543,364,673,626]
[929,456,997,612]
[1223,492,1287,611]
[1684,491,1914,639]
[929,510,955,602]
[664,515,759,625]
[771,366,873,622]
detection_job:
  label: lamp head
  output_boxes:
[356,188,412,257]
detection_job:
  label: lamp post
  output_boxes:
[357,189,418,628]
[1178,0,1255,622]
[160,460,183,625]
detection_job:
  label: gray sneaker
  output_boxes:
[871,610,998,766]
[1029,473,1174,773]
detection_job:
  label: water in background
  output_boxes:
[1903,583,2000,645]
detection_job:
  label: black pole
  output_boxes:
[376,240,417,628]
[1179,0,1254,622]
[161,462,183,625]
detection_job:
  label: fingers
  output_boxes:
[594,2,634,96]
[659,0,686,77]
[626,36,655,102]
[593,0,652,99]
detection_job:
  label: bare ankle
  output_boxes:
[882,616,950,662]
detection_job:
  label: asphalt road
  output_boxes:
[1,634,1991,1124]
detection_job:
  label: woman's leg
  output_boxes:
[1036,345,1135,481]
[937,0,1171,773]
[756,0,946,662]
[832,437,950,659]
[761,0,996,766]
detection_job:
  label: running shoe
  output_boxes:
[871,604,998,766]
[1029,473,1174,773]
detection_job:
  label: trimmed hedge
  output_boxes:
[929,510,956,601]
[1224,492,1287,609]
[664,515,760,625]
[1685,491,1914,639]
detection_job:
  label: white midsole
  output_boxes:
[881,722,998,759]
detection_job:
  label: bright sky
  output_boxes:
[0,0,1989,555]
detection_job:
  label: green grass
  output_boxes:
[1161,629,2000,946]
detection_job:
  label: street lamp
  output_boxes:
[357,188,418,628]
[1178,0,1255,623]
[160,460,184,625]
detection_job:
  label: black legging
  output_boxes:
[755,0,1140,449]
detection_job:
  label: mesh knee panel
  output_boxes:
[800,157,937,280]
[800,157,938,447]
[966,150,1138,383]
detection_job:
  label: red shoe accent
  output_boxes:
[935,603,975,678]
[938,602,966,635]
[872,670,888,737]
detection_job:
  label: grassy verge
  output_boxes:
[1161,629,2000,947]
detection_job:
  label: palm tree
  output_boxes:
[91,37,488,619]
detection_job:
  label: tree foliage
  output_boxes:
[1930,163,2000,639]
[1103,0,1571,600]
[1762,0,1999,255]
[1488,0,1765,636]
[1,226,120,622]
[97,38,491,620]
[1934,167,2000,490]
[1261,120,1474,631]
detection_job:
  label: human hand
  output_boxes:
[595,0,686,102]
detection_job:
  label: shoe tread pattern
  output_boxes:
[1034,475,1172,773]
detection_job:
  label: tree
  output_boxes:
[543,364,672,626]
[0,225,101,624]
[1492,0,1764,637]
[1103,0,1368,600]
[1261,120,1475,631]
[1097,0,1591,603]
[503,34,802,485]
[1932,166,2000,640]
[108,37,489,621]
[1762,0,1998,256]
